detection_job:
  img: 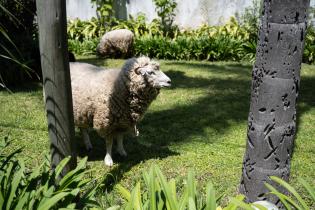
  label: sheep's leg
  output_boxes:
[117,134,127,157]
[81,128,93,151]
[104,136,113,167]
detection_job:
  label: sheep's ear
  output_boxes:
[135,67,147,76]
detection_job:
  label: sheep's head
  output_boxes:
[124,56,171,89]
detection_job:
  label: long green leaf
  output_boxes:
[59,157,87,189]
[106,206,121,210]
[230,197,255,210]
[55,156,71,179]
[187,170,196,205]
[148,168,156,210]
[223,195,245,210]
[265,183,293,210]
[115,184,131,202]
[15,191,30,210]
[179,188,188,210]
[38,191,71,210]
[188,197,197,210]
[205,182,216,210]
[298,178,315,201]
[130,182,143,210]
[0,4,23,26]
[270,176,309,209]
[0,26,22,57]
[0,55,35,78]
[6,160,24,210]
[155,166,178,209]
[0,148,22,170]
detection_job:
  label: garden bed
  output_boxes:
[0,57,314,206]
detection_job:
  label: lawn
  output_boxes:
[0,57,314,205]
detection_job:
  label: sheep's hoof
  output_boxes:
[104,154,113,167]
[86,146,93,152]
[117,149,127,157]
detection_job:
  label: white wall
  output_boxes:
[66,0,97,20]
[67,0,315,28]
[125,0,253,27]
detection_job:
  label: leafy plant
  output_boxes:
[153,0,178,37]
[265,176,315,210]
[91,0,114,28]
[0,137,102,209]
[112,13,164,37]
[68,38,99,55]
[114,165,258,210]
[303,27,315,64]
[0,0,39,87]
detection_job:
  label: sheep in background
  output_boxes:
[70,57,171,166]
[96,29,134,58]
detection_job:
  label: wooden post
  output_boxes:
[36,0,77,173]
[240,0,310,204]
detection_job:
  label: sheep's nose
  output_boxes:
[167,79,171,84]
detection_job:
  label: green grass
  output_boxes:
[0,57,314,206]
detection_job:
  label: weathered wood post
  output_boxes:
[240,0,310,204]
[36,0,77,173]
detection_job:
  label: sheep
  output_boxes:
[70,56,171,166]
[96,29,134,58]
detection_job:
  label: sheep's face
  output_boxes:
[136,62,171,89]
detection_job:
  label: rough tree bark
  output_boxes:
[240,0,310,203]
[36,0,77,174]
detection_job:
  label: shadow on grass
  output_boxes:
[139,70,251,146]
[76,131,179,190]
[296,76,315,134]
[73,59,315,188]
[74,62,253,188]
[165,61,253,77]
[0,81,42,93]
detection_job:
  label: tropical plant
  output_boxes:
[303,26,315,64]
[67,18,106,41]
[265,176,315,210]
[68,38,99,55]
[0,137,102,209]
[91,0,114,28]
[153,0,178,37]
[0,0,39,87]
[114,165,257,210]
[112,13,164,37]
[66,12,315,64]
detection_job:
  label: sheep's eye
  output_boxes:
[148,71,155,75]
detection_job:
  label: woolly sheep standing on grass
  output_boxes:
[70,57,171,166]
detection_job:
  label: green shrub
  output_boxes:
[68,38,99,56]
[2,135,313,209]
[114,165,253,210]
[113,165,314,210]
[0,0,40,87]
[111,14,166,37]
[133,21,245,62]
[153,0,178,37]
[67,12,315,63]
[265,176,315,210]
[67,18,107,41]
[0,138,101,209]
[303,27,315,64]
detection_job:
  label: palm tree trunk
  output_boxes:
[240,0,310,203]
[36,0,77,175]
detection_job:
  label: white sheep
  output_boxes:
[70,57,171,166]
[96,29,134,58]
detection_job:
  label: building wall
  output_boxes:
[66,0,97,20]
[66,0,315,28]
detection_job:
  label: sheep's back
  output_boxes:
[70,62,120,128]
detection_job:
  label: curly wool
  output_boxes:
[70,57,160,138]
